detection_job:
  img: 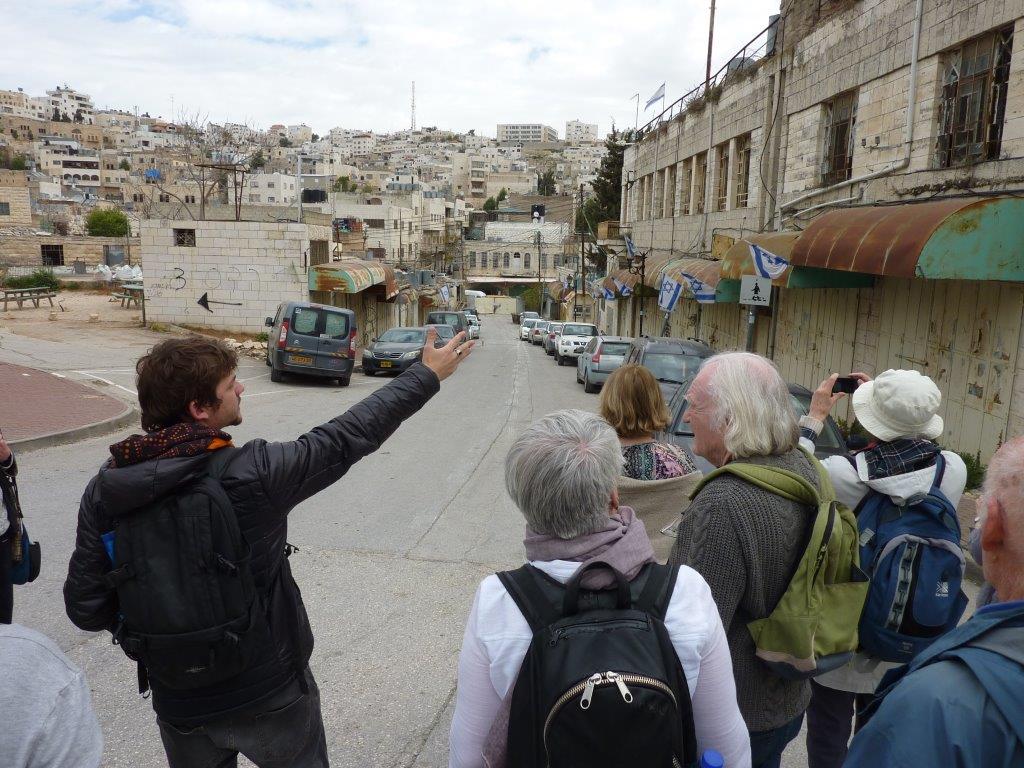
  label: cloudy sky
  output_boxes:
[5,0,781,137]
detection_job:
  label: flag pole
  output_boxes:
[705,0,717,94]
[632,93,640,132]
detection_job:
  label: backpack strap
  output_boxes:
[497,565,563,634]
[931,453,946,490]
[705,462,821,507]
[634,563,679,621]
[205,446,236,480]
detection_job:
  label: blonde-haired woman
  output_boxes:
[599,364,697,481]
[599,364,701,560]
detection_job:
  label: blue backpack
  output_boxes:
[855,453,968,663]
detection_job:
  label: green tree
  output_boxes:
[9,155,27,171]
[537,169,556,195]
[85,208,130,237]
[278,137,292,147]
[483,196,498,212]
[497,187,508,202]
[249,149,266,170]
[119,159,131,171]
[360,183,373,193]
[587,127,635,226]
[332,175,354,193]
[311,133,320,142]
[575,197,603,234]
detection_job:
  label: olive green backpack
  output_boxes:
[696,449,869,679]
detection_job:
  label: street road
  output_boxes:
[4,315,908,767]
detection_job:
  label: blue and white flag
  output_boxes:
[658,275,683,312]
[645,82,666,110]
[749,243,789,279]
[681,273,717,304]
[613,277,632,297]
[603,285,615,300]
[439,284,450,303]
[623,234,636,261]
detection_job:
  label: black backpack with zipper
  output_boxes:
[103,449,278,694]
[500,561,697,768]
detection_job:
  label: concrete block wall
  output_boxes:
[0,235,139,268]
[140,219,331,333]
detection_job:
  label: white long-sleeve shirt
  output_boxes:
[448,559,751,768]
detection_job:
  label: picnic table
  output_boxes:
[2,286,57,311]
[111,281,144,308]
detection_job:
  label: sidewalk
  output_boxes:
[0,361,135,449]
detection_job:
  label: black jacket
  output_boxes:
[1,454,19,544]
[64,363,440,724]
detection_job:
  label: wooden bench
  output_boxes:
[2,287,57,311]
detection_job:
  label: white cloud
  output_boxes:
[3,0,781,136]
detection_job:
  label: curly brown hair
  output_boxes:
[136,337,238,432]
[599,364,671,439]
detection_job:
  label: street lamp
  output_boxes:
[626,249,648,337]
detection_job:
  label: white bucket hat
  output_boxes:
[851,369,944,442]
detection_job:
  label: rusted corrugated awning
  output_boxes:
[720,234,800,285]
[791,197,1024,281]
[639,255,677,289]
[608,269,641,294]
[662,257,723,289]
[309,259,398,298]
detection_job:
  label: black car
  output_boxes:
[659,378,848,474]
[424,323,456,345]
[362,327,429,376]
[622,337,715,399]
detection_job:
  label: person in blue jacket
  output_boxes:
[844,436,1024,768]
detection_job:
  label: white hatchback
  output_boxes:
[555,323,599,365]
[520,318,539,341]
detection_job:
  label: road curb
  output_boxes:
[10,404,138,453]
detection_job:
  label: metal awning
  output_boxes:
[791,197,1024,281]
[309,260,398,298]
[720,233,872,289]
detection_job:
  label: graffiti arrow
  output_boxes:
[197,292,244,313]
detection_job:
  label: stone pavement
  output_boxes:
[0,360,131,444]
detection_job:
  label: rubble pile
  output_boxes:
[222,338,268,360]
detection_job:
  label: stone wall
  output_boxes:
[0,234,139,268]
[140,219,331,333]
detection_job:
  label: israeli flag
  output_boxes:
[658,275,682,312]
[750,243,789,279]
[439,284,450,303]
[645,82,666,110]
[603,285,615,300]
[613,278,632,297]
[623,235,636,261]
[681,273,717,304]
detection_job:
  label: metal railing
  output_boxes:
[637,19,779,139]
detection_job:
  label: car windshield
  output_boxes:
[429,313,460,325]
[562,324,597,336]
[429,325,454,338]
[535,322,550,331]
[522,319,538,329]
[643,352,702,384]
[379,329,425,344]
[550,325,563,333]
[600,342,631,356]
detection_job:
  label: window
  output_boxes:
[680,161,692,215]
[0,202,9,216]
[468,251,477,268]
[540,254,547,270]
[937,26,1014,168]
[158,193,170,202]
[492,253,500,269]
[692,153,707,215]
[291,306,319,336]
[184,194,196,204]
[268,197,275,202]
[267,182,275,188]
[503,252,510,268]
[715,142,730,211]
[822,90,857,185]
[524,253,531,270]
[734,134,752,208]
[41,244,64,265]
[248,194,260,202]
[173,228,196,247]
[132,193,144,203]
[665,164,677,217]
[653,168,665,219]
[366,219,384,229]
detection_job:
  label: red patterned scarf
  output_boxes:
[110,423,233,468]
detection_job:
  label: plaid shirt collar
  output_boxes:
[860,438,940,480]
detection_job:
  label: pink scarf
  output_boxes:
[482,506,656,767]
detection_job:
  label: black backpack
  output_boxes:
[500,561,697,768]
[103,450,276,694]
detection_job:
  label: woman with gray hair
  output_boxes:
[448,409,750,768]
[669,352,820,768]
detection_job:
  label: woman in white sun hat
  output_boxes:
[798,369,967,768]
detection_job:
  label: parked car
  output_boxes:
[514,310,539,325]
[424,323,456,345]
[623,337,715,399]
[554,322,599,365]
[362,326,431,376]
[543,323,564,355]
[659,378,848,474]
[531,320,551,345]
[265,301,356,386]
[576,336,632,392]
[520,317,540,341]
[425,310,469,337]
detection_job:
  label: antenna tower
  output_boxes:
[411,81,416,131]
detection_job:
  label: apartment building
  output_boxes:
[44,86,95,123]
[497,123,558,144]
[464,222,570,295]
[616,0,1024,462]
[565,120,599,144]
[0,89,49,120]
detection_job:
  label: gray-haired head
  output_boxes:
[505,409,623,539]
[697,351,798,458]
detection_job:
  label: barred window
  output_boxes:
[173,228,196,247]
[822,90,857,185]
[734,134,752,208]
[692,153,707,215]
[715,143,730,212]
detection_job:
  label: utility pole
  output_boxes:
[705,0,717,94]
[398,209,404,268]
[536,228,543,315]
[576,183,585,321]
[296,154,303,224]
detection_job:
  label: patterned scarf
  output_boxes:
[861,438,940,480]
[110,423,233,468]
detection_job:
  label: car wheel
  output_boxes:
[576,368,582,383]
[584,375,598,394]
[265,355,271,367]
[337,377,350,387]
[363,368,375,377]
[270,366,284,383]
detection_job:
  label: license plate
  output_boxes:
[288,354,313,365]
[379,361,393,368]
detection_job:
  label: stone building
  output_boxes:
[616,0,1024,461]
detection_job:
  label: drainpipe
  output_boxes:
[782,191,863,223]
[779,0,924,214]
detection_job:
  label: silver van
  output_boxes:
[265,301,357,386]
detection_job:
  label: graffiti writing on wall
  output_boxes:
[146,263,302,317]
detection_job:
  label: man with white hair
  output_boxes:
[669,352,817,768]
[845,436,1024,767]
